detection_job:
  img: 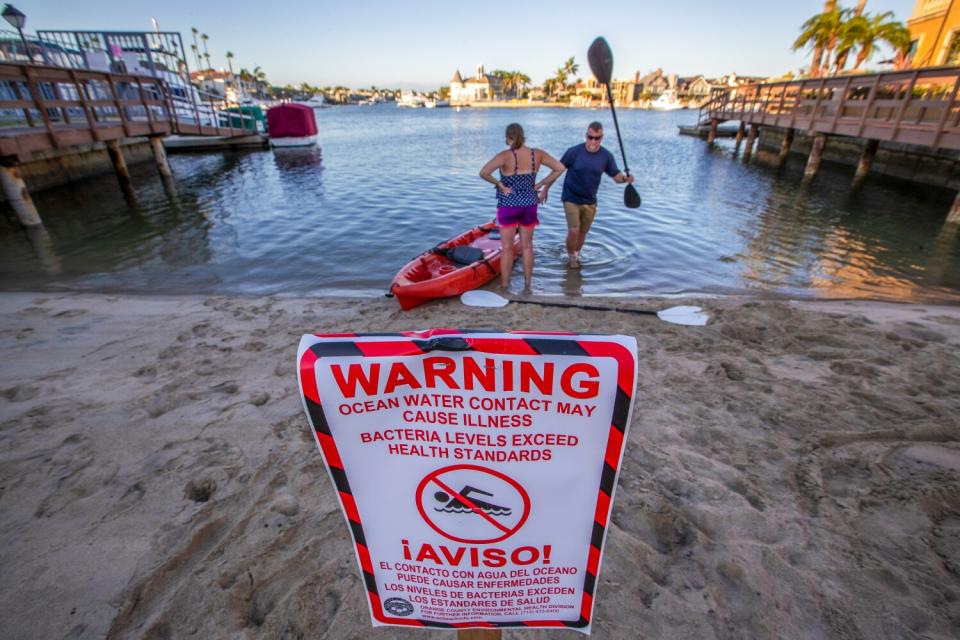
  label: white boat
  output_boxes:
[398,91,426,108]
[426,99,450,108]
[651,89,683,111]
[299,94,331,109]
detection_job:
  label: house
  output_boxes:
[636,69,676,98]
[190,69,238,102]
[449,65,504,103]
[678,76,712,100]
[908,0,960,66]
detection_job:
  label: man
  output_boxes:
[553,122,634,268]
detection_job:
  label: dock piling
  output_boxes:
[742,124,759,162]
[149,136,174,181]
[0,162,42,227]
[778,129,795,167]
[707,118,719,145]
[105,140,137,202]
[802,134,828,185]
[733,122,746,155]
[852,139,879,189]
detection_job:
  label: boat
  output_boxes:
[266,103,318,148]
[651,89,683,111]
[398,91,426,108]
[389,221,519,310]
[424,99,451,109]
[299,94,331,109]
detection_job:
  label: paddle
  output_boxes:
[460,290,709,326]
[587,37,641,209]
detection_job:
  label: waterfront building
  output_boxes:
[449,65,504,103]
[190,69,238,102]
[907,0,960,66]
[678,76,712,101]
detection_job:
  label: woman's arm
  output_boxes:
[479,152,510,193]
[534,150,566,202]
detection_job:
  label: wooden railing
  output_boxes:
[0,62,255,160]
[698,66,960,151]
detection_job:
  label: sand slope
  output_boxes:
[1,293,959,639]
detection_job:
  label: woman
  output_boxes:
[479,123,565,290]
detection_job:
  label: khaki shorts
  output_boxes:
[563,202,598,233]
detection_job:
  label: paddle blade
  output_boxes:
[656,306,709,326]
[461,290,510,308]
[588,37,613,85]
[624,183,642,209]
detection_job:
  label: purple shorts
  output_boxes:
[497,204,539,228]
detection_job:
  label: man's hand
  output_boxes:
[617,173,634,185]
[625,174,635,185]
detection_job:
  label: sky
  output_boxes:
[22,0,918,90]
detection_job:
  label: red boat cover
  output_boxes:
[266,104,318,138]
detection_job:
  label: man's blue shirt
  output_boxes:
[559,143,620,205]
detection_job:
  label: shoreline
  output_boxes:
[2,291,960,638]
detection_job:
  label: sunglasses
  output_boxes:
[586,134,603,141]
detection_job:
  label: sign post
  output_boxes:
[297,330,638,634]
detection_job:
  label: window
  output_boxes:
[946,31,960,65]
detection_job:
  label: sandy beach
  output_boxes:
[1,291,959,639]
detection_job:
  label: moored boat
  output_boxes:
[389,221,518,310]
[266,103,318,148]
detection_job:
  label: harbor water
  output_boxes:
[1,106,958,303]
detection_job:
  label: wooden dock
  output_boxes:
[0,62,256,226]
[695,66,960,220]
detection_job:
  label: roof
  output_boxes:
[451,69,463,83]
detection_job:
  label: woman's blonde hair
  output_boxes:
[505,123,525,150]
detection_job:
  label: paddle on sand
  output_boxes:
[460,290,709,326]
[587,37,641,209]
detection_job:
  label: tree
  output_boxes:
[794,1,841,77]
[190,44,201,72]
[190,27,201,70]
[851,11,911,71]
[832,0,870,72]
[201,33,211,69]
[562,57,579,83]
[225,51,236,101]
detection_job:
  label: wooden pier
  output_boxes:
[0,62,255,226]
[695,66,960,220]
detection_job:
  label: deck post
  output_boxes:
[105,140,136,199]
[948,191,960,225]
[149,136,174,181]
[742,124,759,162]
[852,139,880,189]
[778,128,795,166]
[706,118,719,144]
[802,134,828,185]
[0,162,42,227]
[733,121,746,154]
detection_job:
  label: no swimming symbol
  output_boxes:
[415,464,530,544]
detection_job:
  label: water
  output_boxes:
[1,106,959,303]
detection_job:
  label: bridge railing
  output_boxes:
[698,66,960,151]
[0,62,257,158]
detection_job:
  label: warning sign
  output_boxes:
[297,330,638,634]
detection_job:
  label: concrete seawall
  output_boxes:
[0,138,154,200]
[755,127,959,191]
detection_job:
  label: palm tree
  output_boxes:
[516,72,531,98]
[190,44,201,72]
[225,51,237,101]
[833,0,870,73]
[190,27,200,69]
[794,1,840,77]
[852,12,911,71]
[562,57,579,83]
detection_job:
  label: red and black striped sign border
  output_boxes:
[298,329,635,630]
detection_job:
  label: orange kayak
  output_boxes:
[389,221,518,310]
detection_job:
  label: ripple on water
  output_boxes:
[0,107,958,303]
